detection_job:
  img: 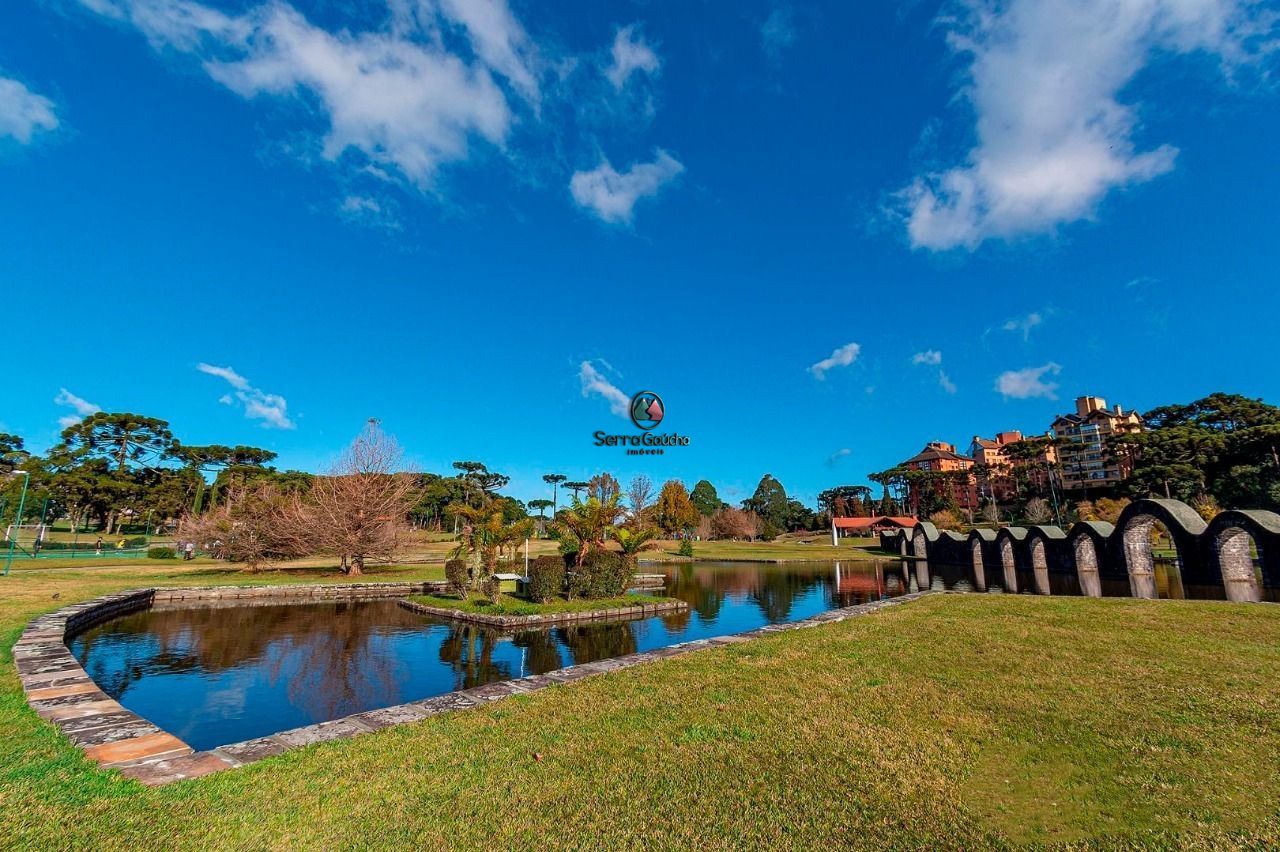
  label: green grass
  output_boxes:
[642,539,887,562]
[1,567,1278,848]
[407,591,674,617]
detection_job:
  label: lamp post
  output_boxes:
[4,470,31,576]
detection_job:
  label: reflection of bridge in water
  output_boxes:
[879,498,1280,603]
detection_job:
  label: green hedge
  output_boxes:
[147,547,178,559]
[570,550,631,599]
[526,556,566,603]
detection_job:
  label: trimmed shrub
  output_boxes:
[566,562,592,600]
[147,546,178,559]
[580,549,630,598]
[527,556,566,603]
[677,538,695,558]
[444,559,469,598]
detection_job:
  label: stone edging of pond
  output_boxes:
[397,597,688,629]
[14,582,940,787]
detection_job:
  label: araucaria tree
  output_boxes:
[279,422,418,575]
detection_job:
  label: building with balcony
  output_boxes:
[968,430,1059,503]
[1050,396,1143,492]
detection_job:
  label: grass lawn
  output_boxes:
[643,539,891,562]
[407,591,674,617]
[1,567,1278,848]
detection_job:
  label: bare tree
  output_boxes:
[179,483,288,572]
[626,474,654,528]
[278,421,418,575]
[709,507,759,541]
[1024,497,1052,525]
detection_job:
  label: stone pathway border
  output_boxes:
[397,597,688,629]
[15,581,939,786]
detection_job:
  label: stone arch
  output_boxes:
[911,522,939,560]
[967,529,996,592]
[1114,499,1207,600]
[1204,510,1280,603]
[1024,526,1066,595]
[1066,521,1113,598]
[995,527,1030,593]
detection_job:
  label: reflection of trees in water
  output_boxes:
[748,568,815,623]
[661,561,911,623]
[437,624,516,689]
[553,623,638,666]
[75,602,416,719]
[511,629,565,675]
[659,608,692,632]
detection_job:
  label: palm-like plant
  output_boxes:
[450,504,533,579]
[612,526,657,556]
[553,495,625,564]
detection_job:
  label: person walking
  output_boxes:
[94,536,103,556]
[184,541,195,561]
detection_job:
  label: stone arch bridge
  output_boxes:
[879,498,1280,603]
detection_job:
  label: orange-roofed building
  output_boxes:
[898,441,979,514]
[967,430,1058,503]
[830,515,918,545]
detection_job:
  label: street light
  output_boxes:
[4,470,31,576]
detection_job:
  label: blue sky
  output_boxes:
[2,0,1278,507]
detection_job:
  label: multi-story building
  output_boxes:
[1050,396,1143,492]
[899,441,978,513]
[968,430,1059,503]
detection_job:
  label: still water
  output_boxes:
[70,561,912,750]
[69,556,1235,750]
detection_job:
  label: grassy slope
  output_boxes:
[11,538,889,571]
[643,540,889,562]
[0,567,1278,848]
[408,592,673,616]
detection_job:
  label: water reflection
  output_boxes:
[71,561,908,750]
[72,556,1235,752]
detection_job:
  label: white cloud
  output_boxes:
[826,447,852,467]
[911,350,955,393]
[605,24,659,89]
[761,6,798,61]
[54,388,101,429]
[578,360,629,418]
[197,362,294,429]
[899,0,1276,251]
[196,362,250,390]
[0,76,58,143]
[337,194,400,230]
[77,0,536,189]
[569,150,683,224]
[911,349,943,366]
[437,0,540,104]
[1002,311,1043,340]
[809,342,861,380]
[995,362,1062,400]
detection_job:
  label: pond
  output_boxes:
[69,556,1226,751]
[70,560,914,751]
